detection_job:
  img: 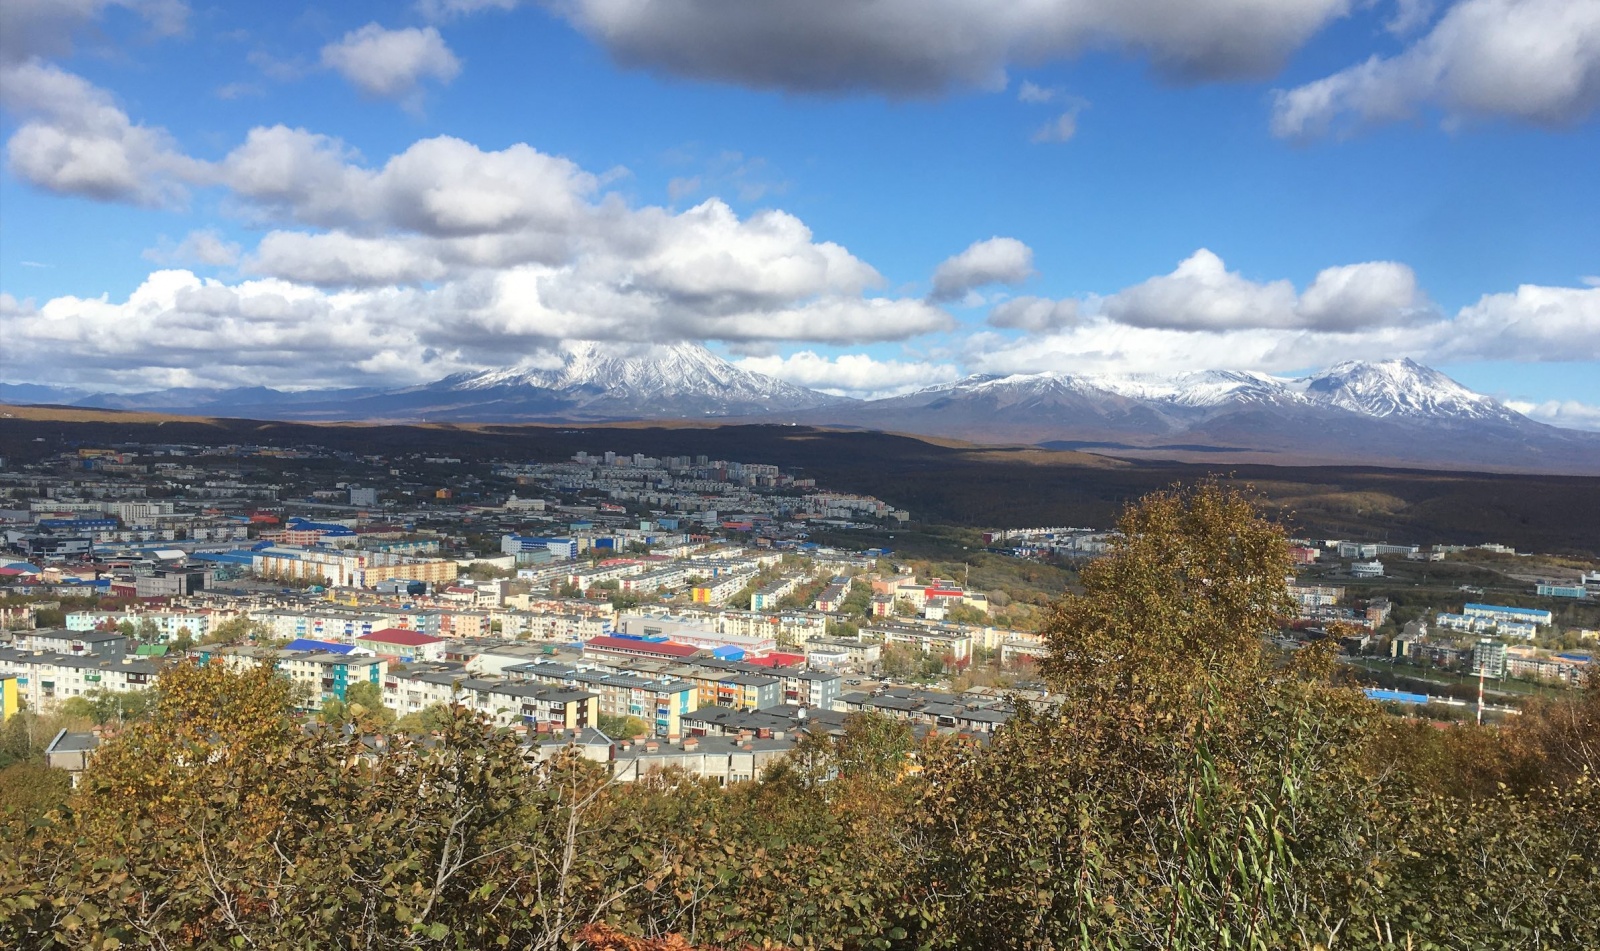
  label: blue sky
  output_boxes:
[1,0,1597,428]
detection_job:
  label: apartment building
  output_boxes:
[0,648,164,709]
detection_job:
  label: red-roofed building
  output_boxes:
[583,635,702,663]
[743,652,805,669]
[356,628,446,662]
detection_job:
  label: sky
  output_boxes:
[0,0,1597,429]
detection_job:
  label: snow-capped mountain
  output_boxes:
[5,354,1597,473]
[796,360,1600,473]
[438,342,836,417]
[881,359,1523,422]
[1297,358,1520,422]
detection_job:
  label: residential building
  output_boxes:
[504,661,698,737]
[17,628,126,658]
[355,629,447,663]
[278,652,388,709]
[802,637,882,668]
[870,624,974,664]
[44,730,100,787]
[584,635,703,664]
[1,672,18,720]
[1473,639,1508,678]
[0,649,163,708]
[1288,583,1344,608]
[750,577,799,611]
[1463,603,1553,627]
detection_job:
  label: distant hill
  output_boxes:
[3,405,1597,556]
[5,351,1597,474]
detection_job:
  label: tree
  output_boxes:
[3,485,1597,950]
[345,680,397,731]
[596,713,651,739]
[172,626,195,653]
[878,643,920,679]
[201,615,269,646]
[0,762,71,829]
[1039,478,1293,704]
[395,703,456,734]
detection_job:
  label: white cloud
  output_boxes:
[0,60,205,206]
[143,229,242,267]
[1017,80,1058,103]
[989,296,1081,332]
[215,82,263,100]
[969,258,1598,378]
[416,0,523,19]
[735,351,960,399]
[1296,260,1429,329]
[217,128,596,239]
[0,257,953,390]
[1102,249,1429,331]
[1506,399,1600,431]
[667,175,701,201]
[246,231,449,286]
[321,24,462,101]
[550,0,1357,96]
[930,237,1034,302]
[0,0,188,67]
[1442,283,1600,361]
[1273,0,1600,139]
[1031,111,1079,143]
[1103,249,1296,329]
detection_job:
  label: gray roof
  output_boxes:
[46,729,100,754]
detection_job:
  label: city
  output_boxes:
[3,0,1598,947]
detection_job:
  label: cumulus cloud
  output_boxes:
[0,60,205,206]
[549,0,1356,97]
[1506,399,1600,431]
[735,351,960,399]
[1102,249,1430,331]
[989,296,1081,332]
[930,237,1035,302]
[968,258,1599,383]
[0,0,187,67]
[143,229,242,267]
[321,24,461,101]
[1273,0,1600,139]
[217,128,596,239]
[0,256,952,390]
[1442,283,1600,361]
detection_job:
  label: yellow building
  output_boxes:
[1,673,20,721]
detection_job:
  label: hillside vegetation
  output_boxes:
[3,482,1596,949]
[2,409,1597,554]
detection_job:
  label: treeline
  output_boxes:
[2,482,1597,950]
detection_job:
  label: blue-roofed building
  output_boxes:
[283,638,372,656]
[191,549,257,566]
[1464,603,1553,627]
[501,534,578,560]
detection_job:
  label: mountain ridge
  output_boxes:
[4,349,1597,474]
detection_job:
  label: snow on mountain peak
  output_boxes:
[1301,358,1516,421]
[908,359,1524,423]
[445,341,838,414]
